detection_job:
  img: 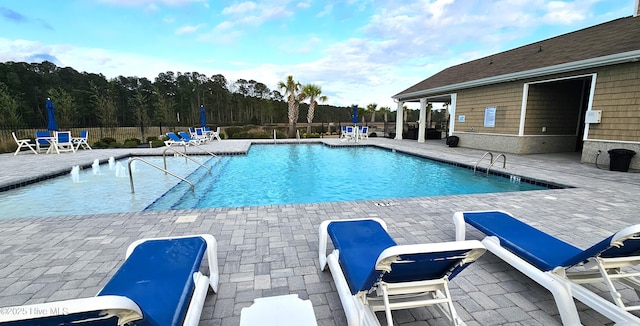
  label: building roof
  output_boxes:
[394,16,640,101]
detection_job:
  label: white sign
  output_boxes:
[484,107,496,127]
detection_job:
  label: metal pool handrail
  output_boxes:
[188,143,220,160]
[162,147,211,174]
[128,157,194,194]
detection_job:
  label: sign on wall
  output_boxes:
[484,107,496,127]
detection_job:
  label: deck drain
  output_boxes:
[175,215,199,223]
[375,202,396,207]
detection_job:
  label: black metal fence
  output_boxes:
[1,124,193,153]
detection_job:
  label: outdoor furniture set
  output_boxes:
[1,210,640,324]
[340,125,369,142]
[164,127,221,147]
[12,130,91,155]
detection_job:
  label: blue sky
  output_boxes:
[0,0,635,110]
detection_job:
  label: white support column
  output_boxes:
[518,84,529,136]
[417,98,427,143]
[426,102,432,129]
[448,94,457,136]
[395,101,404,140]
[583,73,598,140]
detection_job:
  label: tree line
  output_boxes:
[0,61,405,134]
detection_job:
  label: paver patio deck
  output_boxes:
[1,137,639,325]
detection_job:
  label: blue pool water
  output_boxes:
[146,144,549,210]
[0,144,552,219]
[0,157,202,219]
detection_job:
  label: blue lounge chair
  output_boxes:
[319,218,486,326]
[0,234,219,326]
[178,131,205,145]
[453,210,640,325]
[165,132,190,147]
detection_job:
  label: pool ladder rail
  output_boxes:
[473,152,507,176]
[127,148,217,193]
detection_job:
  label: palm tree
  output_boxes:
[366,103,378,122]
[379,106,391,122]
[278,75,302,137]
[301,84,328,135]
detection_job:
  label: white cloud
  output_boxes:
[98,0,208,6]
[221,2,257,15]
[316,4,333,17]
[1,0,628,112]
[542,1,588,23]
[175,23,205,35]
[297,1,311,9]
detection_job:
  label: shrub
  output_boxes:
[123,140,139,148]
[92,140,106,149]
[249,132,271,139]
[124,138,141,145]
[150,139,165,148]
[302,133,321,138]
[224,126,245,139]
[101,137,117,145]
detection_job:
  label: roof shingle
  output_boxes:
[394,16,640,98]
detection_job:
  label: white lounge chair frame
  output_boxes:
[319,218,485,326]
[209,127,222,141]
[453,210,640,325]
[0,234,219,326]
[165,132,191,149]
[72,130,92,150]
[179,131,206,145]
[12,132,38,155]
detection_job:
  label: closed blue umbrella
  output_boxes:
[46,98,58,131]
[352,105,359,143]
[200,104,206,128]
[352,105,358,124]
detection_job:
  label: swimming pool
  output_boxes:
[148,144,551,210]
[0,144,554,219]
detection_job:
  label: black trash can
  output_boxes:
[608,149,636,172]
[446,136,459,147]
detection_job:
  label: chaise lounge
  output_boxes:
[319,218,486,326]
[453,210,640,325]
[0,234,219,326]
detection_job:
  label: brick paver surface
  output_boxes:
[1,138,639,325]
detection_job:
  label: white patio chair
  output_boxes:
[53,131,76,154]
[359,126,369,140]
[72,130,92,151]
[12,132,38,155]
[208,127,221,141]
[35,131,52,153]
